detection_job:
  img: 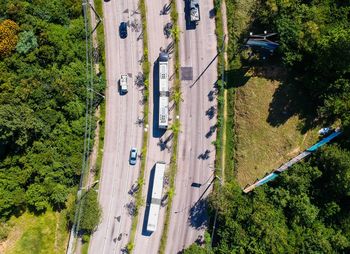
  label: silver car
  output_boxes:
[129,148,137,165]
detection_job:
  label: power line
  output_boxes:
[66,1,95,253]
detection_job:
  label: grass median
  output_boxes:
[158,1,181,253]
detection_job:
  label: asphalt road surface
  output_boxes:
[88,0,144,253]
[165,0,218,253]
[133,0,174,253]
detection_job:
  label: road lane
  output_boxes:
[88,0,144,253]
[165,0,218,253]
[133,0,174,253]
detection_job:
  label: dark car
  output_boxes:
[119,22,128,39]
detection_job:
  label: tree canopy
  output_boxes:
[201,1,350,253]
[209,145,350,253]
[0,0,104,220]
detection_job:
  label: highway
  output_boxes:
[133,0,174,253]
[88,0,144,253]
[165,0,218,253]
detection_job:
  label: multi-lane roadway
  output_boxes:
[165,0,217,252]
[88,0,218,253]
[88,0,144,253]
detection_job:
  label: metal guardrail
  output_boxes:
[243,129,342,193]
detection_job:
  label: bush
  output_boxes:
[79,189,101,234]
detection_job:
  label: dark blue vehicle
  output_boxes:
[119,22,128,39]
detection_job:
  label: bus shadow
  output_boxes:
[141,165,156,236]
[152,60,166,138]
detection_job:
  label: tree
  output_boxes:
[0,19,19,57]
[170,120,181,135]
[26,184,49,213]
[79,190,101,234]
[16,30,38,54]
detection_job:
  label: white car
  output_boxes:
[120,74,128,94]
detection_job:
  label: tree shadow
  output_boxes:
[266,77,319,133]
[188,198,208,230]
[224,66,251,89]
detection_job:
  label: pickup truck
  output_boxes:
[120,74,128,94]
[190,0,200,24]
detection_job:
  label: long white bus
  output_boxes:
[147,162,166,232]
[158,52,169,129]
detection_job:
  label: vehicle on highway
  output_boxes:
[129,148,138,165]
[119,22,128,38]
[189,0,200,24]
[147,162,166,232]
[120,74,128,94]
[158,52,169,129]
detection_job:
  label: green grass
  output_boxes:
[212,0,225,185]
[95,101,105,178]
[234,69,319,187]
[2,208,69,254]
[223,0,258,182]
[223,0,320,187]
[94,0,106,74]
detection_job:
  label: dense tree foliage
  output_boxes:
[79,189,101,234]
[209,145,350,253]
[198,1,350,253]
[0,19,19,56]
[254,0,350,131]
[0,0,104,220]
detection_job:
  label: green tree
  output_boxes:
[16,30,38,54]
[79,190,101,234]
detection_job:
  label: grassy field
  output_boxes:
[234,66,319,187]
[1,209,69,254]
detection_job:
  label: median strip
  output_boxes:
[158,1,181,253]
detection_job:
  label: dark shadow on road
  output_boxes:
[188,198,208,230]
[152,59,166,138]
[141,164,156,236]
[191,52,219,88]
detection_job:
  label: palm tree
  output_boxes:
[171,89,183,105]
[170,119,181,135]
[170,25,180,43]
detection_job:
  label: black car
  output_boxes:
[119,22,128,38]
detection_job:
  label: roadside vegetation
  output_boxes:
[127,0,150,252]
[202,0,350,253]
[0,0,105,252]
[158,1,182,253]
[212,0,225,183]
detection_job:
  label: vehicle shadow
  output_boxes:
[141,164,156,236]
[152,59,166,138]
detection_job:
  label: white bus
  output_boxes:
[159,96,169,129]
[147,162,166,232]
[158,52,169,129]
